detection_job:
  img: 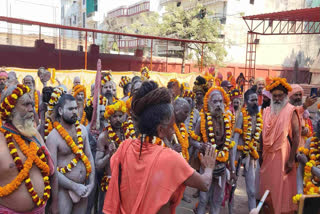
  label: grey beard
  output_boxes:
[271,96,288,115]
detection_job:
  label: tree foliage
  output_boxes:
[125,4,227,69]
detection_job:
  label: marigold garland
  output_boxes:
[173,123,189,161]
[0,84,30,121]
[80,111,88,126]
[121,116,136,140]
[188,110,201,141]
[265,77,292,92]
[104,100,127,119]
[86,95,107,107]
[47,87,64,115]
[44,118,53,142]
[200,109,235,163]
[241,108,263,160]
[144,135,166,147]
[293,137,320,204]
[234,128,243,135]
[101,173,111,192]
[54,121,92,177]
[101,72,112,86]
[140,67,150,80]
[119,76,131,88]
[34,91,39,114]
[182,90,195,99]
[0,127,51,206]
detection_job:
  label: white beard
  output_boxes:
[12,115,36,138]
[271,96,288,115]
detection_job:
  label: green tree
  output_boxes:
[125,4,226,73]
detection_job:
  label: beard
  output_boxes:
[271,96,288,115]
[12,112,36,138]
[62,114,78,125]
[247,104,259,115]
[292,99,302,106]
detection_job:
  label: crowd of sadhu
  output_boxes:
[0,65,318,214]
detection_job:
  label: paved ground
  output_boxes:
[176,169,249,214]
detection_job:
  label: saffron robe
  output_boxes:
[260,103,299,214]
[103,139,194,214]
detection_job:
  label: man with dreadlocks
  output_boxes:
[46,94,95,214]
[103,80,217,214]
[0,84,57,213]
[95,100,135,211]
[194,86,236,214]
[167,79,181,102]
[233,87,262,212]
[119,76,131,102]
[72,85,88,126]
[193,76,209,112]
[260,78,300,214]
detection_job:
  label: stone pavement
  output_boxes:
[176,172,249,214]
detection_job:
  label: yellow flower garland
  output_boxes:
[54,121,92,177]
[34,91,39,114]
[293,137,320,204]
[188,110,201,141]
[0,127,51,206]
[200,109,235,163]
[173,123,189,161]
[104,100,127,119]
[241,108,263,160]
[0,84,30,120]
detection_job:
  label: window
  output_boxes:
[83,0,85,5]
[250,0,254,4]
[83,12,86,28]
[73,15,77,25]
[69,18,72,26]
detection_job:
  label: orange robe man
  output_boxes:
[103,139,194,214]
[227,72,236,90]
[288,84,316,148]
[260,78,300,214]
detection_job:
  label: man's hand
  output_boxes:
[173,144,182,153]
[285,160,294,174]
[296,153,308,165]
[73,183,88,197]
[230,171,237,185]
[304,96,317,108]
[83,183,94,198]
[200,145,217,169]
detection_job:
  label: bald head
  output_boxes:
[174,98,190,123]
[73,76,81,86]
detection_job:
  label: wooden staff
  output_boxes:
[90,59,102,132]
